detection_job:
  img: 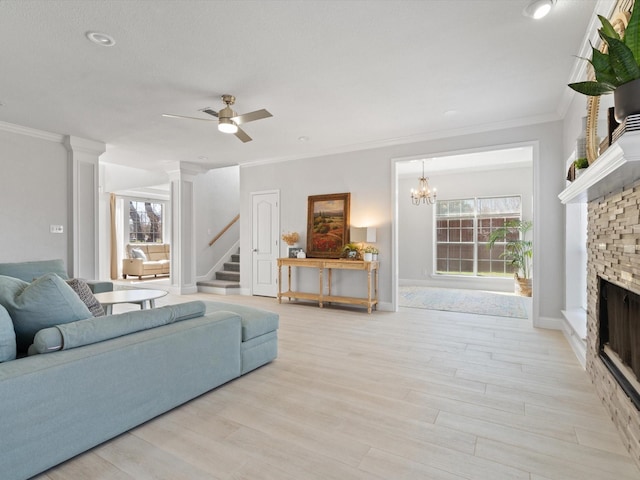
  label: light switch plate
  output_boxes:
[50,225,64,234]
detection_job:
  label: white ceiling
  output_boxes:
[0,0,597,171]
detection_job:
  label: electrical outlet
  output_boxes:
[50,225,64,234]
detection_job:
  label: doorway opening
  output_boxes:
[392,144,535,319]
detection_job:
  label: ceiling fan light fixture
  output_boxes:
[218,118,238,134]
[523,0,555,20]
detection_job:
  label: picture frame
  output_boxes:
[306,192,350,258]
[288,247,303,258]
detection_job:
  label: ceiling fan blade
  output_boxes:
[162,113,214,122]
[200,108,219,118]
[232,109,272,125]
[234,127,252,143]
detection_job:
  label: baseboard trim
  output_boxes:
[560,312,587,369]
[534,315,563,330]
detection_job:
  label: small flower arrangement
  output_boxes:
[363,246,378,254]
[281,232,299,246]
[341,242,361,259]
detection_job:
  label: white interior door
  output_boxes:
[251,191,280,297]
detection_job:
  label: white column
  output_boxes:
[168,165,199,294]
[64,136,106,280]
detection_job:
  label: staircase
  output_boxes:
[197,251,240,295]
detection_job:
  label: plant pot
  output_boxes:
[515,275,532,297]
[575,168,586,179]
[363,252,373,261]
[372,253,378,261]
[614,78,640,123]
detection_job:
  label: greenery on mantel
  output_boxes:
[575,157,589,169]
[568,5,640,96]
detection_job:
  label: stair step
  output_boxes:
[224,261,240,272]
[197,279,240,295]
[231,253,240,263]
[196,279,240,289]
[216,270,240,282]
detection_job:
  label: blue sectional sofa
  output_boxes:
[0,260,278,480]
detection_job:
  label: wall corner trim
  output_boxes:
[63,135,106,156]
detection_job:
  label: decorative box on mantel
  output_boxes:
[559,131,640,204]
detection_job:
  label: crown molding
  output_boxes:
[0,120,64,143]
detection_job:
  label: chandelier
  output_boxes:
[410,160,437,205]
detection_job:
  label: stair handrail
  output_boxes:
[208,214,240,247]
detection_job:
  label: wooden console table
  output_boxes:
[277,258,379,313]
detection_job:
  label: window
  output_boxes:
[129,200,163,243]
[436,196,522,277]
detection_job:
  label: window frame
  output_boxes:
[127,198,166,244]
[434,195,522,277]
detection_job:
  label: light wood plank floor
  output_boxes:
[34,293,640,480]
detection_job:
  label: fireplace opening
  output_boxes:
[599,278,640,410]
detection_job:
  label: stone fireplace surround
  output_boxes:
[563,132,640,467]
[587,181,640,466]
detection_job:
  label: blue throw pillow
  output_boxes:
[0,274,92,353]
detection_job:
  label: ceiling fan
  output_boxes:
[162,94,272,143]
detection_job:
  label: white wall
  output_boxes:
[240,120,565,324]
[240,151,390,304]
[103,163,170,194]
[0,126,70,268]
[194,166,240,278]
[398,164,533,291]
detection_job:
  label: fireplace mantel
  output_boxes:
[560,131,640,204]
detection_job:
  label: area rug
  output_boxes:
[399,286,528,319]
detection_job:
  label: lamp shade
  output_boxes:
[350,227,376,243]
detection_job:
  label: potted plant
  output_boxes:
[362,246,377,261]
[574,157,589,178]
[341,243,361,260]
[568,5,640,122]
[487,220,533,297]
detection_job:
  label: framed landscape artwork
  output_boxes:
[306,192,350,258]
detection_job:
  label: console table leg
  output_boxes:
[277,265,283,303]
[319,268,324,308]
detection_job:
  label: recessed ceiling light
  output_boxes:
[444,109,458,117]
[198,156,208,161]
[86,31,116,47]
[523,0,556,20]
[298,136,309,142]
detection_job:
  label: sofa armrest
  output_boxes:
[122,258,144,276]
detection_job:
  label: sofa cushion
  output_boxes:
[130,248,147,260]
[66,278,105,317]
[204,301,279,341]
[146,244,168,261]
[29,300,207,354]
[0,304,16,362]
[0,259,68,282]
[0,274,92,352]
